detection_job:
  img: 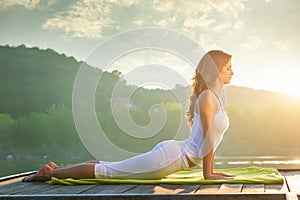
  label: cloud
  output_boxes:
[154,16,177,27]
[240,35,264,50]
[150,0,246,18]
[106,0,138,7]
[132,19,143,26]
[177,0,247,50]
[42,0,144,39]
[108,49,194,88]
[151,0,175,12]
[41,0,248,42]
[42,0,115,39]
[183,14,216,30]
[211,23,232,32]
[0,0,40,11]
[234,0,300,54]
[233,20,244,30]
[209,0,246,18]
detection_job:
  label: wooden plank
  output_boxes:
[153,184,188,194]
[0,177,31,194]
[242,184,265,193]
[83,184,198,194]
[122,184,196,194]
[0,171,36,182]
[286,193,298,200]
[194,184,221,194]
[122,184,156,194]
[265,184,288,193]
[218,183,243,193]
[0,177,23,188]
[285,171,300,194]
[152,184,198,194]
[0,176,24,187]
[14,182,61,194]
[82,184,138,194]
[0,193,288,200]
[175,185,199,194]
[122,184,180,194]
[265,172,288,193]
[40,184,97,194]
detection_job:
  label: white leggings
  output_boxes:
[94,140,190,179]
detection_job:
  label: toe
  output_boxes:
[48,162,58,169]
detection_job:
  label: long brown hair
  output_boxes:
[186,50,232,127]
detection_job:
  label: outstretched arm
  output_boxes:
[210,151,234,177]
[198,90,231,180]
[210,151,216,174]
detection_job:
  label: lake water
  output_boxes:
[1,156,300,178]
[214,156,300,170]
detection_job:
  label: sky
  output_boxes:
[0,0,300,96]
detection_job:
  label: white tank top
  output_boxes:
[183,90,229,165]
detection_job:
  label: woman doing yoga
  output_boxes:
[23,50,234,182]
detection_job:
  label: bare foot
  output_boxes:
[22,164,53,182]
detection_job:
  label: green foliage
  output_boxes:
[96,103,181,154]
[0,45,189,161]
[218,103,300,156]
[0,45,80,116]
[0,113,17,149]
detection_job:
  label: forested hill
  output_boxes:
[0,45,188,117]
[225,85,297,107]
[0,45,82,117]
[1,45,296,116]
[0,45,186,161]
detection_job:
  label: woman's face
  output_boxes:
[220,59,234,84]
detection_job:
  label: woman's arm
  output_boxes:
[198,90,231,180]
[210,150,216,174]
[211,151,234,177]
[197,90,215,178]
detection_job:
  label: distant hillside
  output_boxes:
[0,45,81,116]
[0,45,178,117]
[0,44,297,117]
[224,85,297,107]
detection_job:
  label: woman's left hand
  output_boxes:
[213,172,235,177]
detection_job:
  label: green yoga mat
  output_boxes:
[51,166,284,185]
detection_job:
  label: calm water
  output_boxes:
[214,156,300,170]
[1,156,300,178]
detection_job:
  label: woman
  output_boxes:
[23,50,234,182]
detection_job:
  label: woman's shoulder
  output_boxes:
[197,89,213,102]
[196,89,218,112]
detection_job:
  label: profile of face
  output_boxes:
[195,50,233,90]
[220,59,234,84]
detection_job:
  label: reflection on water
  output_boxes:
[215,160,300,165]
[1,156,300,177]
[214,156,300,170]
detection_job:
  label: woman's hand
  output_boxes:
[204,173,234,180]
[213,172,235,177]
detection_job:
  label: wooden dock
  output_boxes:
[0,170,299,200]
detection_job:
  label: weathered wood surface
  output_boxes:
[0,170,298,200]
